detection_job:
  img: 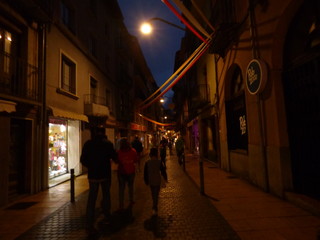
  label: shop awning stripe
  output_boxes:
[49,106,89,122]
[0,100,16,113]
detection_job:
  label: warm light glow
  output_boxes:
[160,98,165,103]
[140,22,152,35]
[164,116,167,119]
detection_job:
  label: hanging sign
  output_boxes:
[246,59,268,95]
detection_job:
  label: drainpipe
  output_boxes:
[214,55,222,169]
[248,0,269,191]
[39,23,48,191]
[198,118,205,195]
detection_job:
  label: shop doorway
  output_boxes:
[201,117,218,163]
[9,118,31,201]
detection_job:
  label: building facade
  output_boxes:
[0,0,48,206]
[0,0,160,207]
[173,0,320,200]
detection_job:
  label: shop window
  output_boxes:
[48,119,68,179]
[226,65,248,150]
[61,54,76,95]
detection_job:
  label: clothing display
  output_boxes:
[48,121,68,179]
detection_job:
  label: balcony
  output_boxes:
[84,94,110,117]
[189,83,211,117]
[0,51,40,103]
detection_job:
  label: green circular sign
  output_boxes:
[246,59,267,95]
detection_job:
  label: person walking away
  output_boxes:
[117,138,138,210]
[131,135,143,171]
[159,137,168,168]
[80,127,117,235]
[168,139,173,155]
[144,148,167,216]
[175,135,185,165]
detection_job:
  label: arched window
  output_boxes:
[225,65,248,150]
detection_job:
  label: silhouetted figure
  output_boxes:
[131,136,143,171]
[117,138,138,210]
[80,127,116,235]
[159,137,168,168]
[144,148,167,215]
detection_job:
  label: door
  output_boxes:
[9,118,29,201]
[283,54,320,199]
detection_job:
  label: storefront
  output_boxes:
[48,117,82,186]
[48,118,68,179]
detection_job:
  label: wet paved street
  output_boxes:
[16,154,240,240]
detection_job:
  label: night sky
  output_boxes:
[117,0,185,103]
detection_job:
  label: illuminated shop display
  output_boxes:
[48,119,68,179]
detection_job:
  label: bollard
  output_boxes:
[199,159,205,195]
[182,152,186,171]
[70,168,75,203]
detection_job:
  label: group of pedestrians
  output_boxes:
[80,127,167,236]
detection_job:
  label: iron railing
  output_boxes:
[84,94,107,106]
[0,51,40,102]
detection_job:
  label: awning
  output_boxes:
[0,100,16,113]
[49,106,88,122]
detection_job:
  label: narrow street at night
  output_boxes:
[0,151,319,240]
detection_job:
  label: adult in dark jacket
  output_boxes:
[80,127,116,235]
[131,136,143,170]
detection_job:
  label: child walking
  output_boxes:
[144,148,168,215]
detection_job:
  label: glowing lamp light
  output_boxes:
[140,22,152,35]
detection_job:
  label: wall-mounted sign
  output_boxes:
[246,59,268,95]
[130,122,147,131]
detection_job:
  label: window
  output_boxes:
[90,0,97,15]
[0,29,14,76]
[89,36,97,57]
[60,1,75,33]
[105,23,110,38]
[61,54,76,95]
[105,89,112,110]
[90,76,97,102]
[225,65,248,150]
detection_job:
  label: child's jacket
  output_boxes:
[144,158,167,186]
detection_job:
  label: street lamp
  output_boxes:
[140,17,185,35]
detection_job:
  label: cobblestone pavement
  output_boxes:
[16,154,240,240]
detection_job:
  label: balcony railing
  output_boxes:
[84,94,111,117]
[84,94,107,106]
[0,51,40,102]
[189,83,211,114]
